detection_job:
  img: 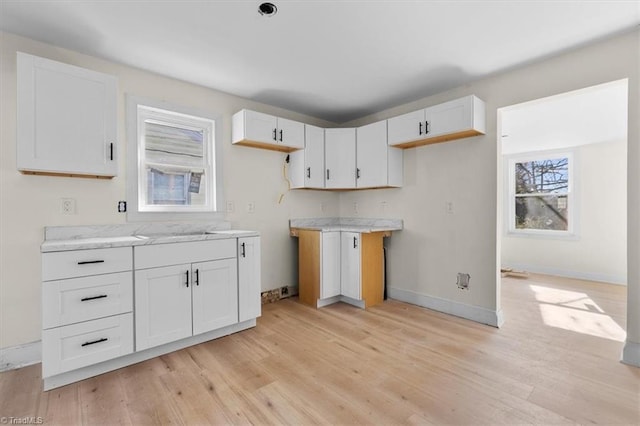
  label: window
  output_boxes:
[508,153,573,235]
[127,96,223,220]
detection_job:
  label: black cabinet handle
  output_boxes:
[279,129,283,142]
[195,269,199,286]
[356,168,361,179]
[185,270,190,288]
[81,337,108,347]
[425,121,430,134]
[77,260,105,265]
[353,236,358,249]
[81,294,108,302]
[241,242,246,258]
[109,143,114,161]
[273,128,277,141]
[306,167,311,178]
[419,122,423,135]
[326,169,330,180]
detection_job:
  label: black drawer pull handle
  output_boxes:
[353,236,358,249]
[81,294,108,302]
[241,242,246,258]
[81,337,108,347]
[425,121,430,134]
[109,143,114,161]
[195,269,200,286]
[77,260,105,265]
[185,270,190,288]
[273,128,277,141]
[306,167,311,178]
[419,122,423,135]
[326,169,330,180]
[279,129,283,141]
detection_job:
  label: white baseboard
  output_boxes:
[388,287,503,328]
[502,262,626,285]
[0,340,41,372]
[622,340,640,367]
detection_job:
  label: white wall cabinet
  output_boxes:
[134,240,238,351]
[387,95,485,148]
[325,128,357,189]
[17,52,118,178]
[290,124,325,189]
[232,109,305,152]
[238,236,262,322]
[356,120,403,188]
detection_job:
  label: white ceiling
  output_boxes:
[1,1,638,123]
[501,79,629,155]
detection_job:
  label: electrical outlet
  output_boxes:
[446,201,454,214]
[380,201,387,213]
[226,201,235,213]
[247,202,255,214]
[117,201,127,213]
[61,198,76,215]
[353,202,359,214]
[457,273,470,290]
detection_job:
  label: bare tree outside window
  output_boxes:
[514,157,569,231]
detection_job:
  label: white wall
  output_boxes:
[341,29,639,359]
[0,32,340,349]
[501,140,627,284]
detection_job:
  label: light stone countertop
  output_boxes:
[41,222,259,252]
[289,217,403,233]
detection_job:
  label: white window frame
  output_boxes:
[506,150,577,238]
[126,95,224,221]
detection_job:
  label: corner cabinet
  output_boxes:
[356,120,402,188]
[387,95,485,148]
[293,229,387,309]
[232,109,305,152]
[290,124,325,189]
[17,52,118,178]
[325,128,357,189]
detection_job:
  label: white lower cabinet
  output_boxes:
[134,241,239,351]
[320,232,341,299]
[41,247,134,378]
[340,232,361,300]
[41,234,261,390]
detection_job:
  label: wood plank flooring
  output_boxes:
[1,274,639,425]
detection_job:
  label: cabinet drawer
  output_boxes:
[135,239,236,270]
[42,313,133,378]
[42,247,132,281]
[43,271,133,329]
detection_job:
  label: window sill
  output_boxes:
[505,229,579,241]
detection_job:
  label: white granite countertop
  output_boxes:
[41,222,259,252]
[289,217,403,233]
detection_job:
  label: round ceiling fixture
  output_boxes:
[258,2,277,17]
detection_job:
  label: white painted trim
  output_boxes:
[621,340,640,368]
[44,319,255,390]
[0,340,41,372]
[502,262,626,286]
[388,287,503,328]
[316,295,366,309]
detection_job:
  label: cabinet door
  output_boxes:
[277,117,305,150]
[192,258,238,335]
[356,120,388,188]
[321,232,341,299]
[135,264,192,351]
[238,237,261,322]
[425,96,472,138]
[244,110,278,144]
[17,52,117,177]
[340,232,361,300]
[325,128,356,189]
[387,109,425,146]
[304,124,325,188]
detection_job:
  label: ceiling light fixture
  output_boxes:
[258,2,277,17]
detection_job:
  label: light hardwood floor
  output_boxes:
[2,274,639,425]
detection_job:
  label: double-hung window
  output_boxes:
[127,97,223,220]
[508,153,573,235]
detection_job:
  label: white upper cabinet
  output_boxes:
[325,128,356,189]
[17,52,118,178]
[290,124,325,189]
[232,109,305,152]
[387,95,485,148]
[356,120,402,189]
